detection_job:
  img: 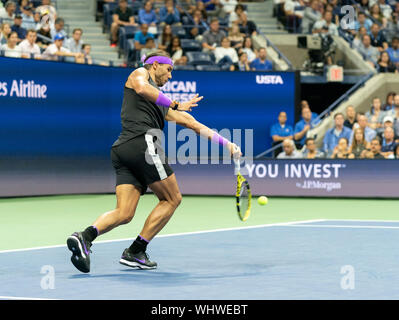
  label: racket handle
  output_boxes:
[232,145,241,159]
[234,158,241,174]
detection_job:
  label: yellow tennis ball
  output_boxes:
[258,196,268,205]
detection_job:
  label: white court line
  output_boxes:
[319,219,399,223]
[282,224,399,230]
[0,296,59,300]
[0,219,326,254]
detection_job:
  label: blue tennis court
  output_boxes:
[1,219,399,300]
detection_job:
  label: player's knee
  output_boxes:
[171,192,182,209]
[118,208,135,224]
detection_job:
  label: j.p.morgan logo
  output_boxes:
[256,75,284,85]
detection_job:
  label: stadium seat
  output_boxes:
[186,52,214,66]
[195,65,221,71]
[31,0,42,8]
[180,39,202,52]
[126,38,140,62]
[171,25,187,39]
[103,2,118,32]
[64,56,76,63]
[118,26,139,56]
[129,0,142,15]
[173,65,196,71]
[181,16,192,25]
[209,52,216,63]
[218,16,229,27]
[183,24,207,37]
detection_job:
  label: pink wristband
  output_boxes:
[156,91,172,108]
[212,133,229,146]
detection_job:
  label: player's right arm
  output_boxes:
[165,109,242,158]
[126,68,166,104]
[126,68,202,111]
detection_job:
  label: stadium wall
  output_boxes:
[1,57,398,198]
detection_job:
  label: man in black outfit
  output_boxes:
[110,0,137,46]
[343,105,357,130]
[364,138,385,159]
[67,50,241,272]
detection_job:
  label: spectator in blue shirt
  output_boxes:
[353,11,373,34]
[386,36,399,69]
[300,100,319,122]
[323,112,352,157]
[134,23,154,52]
[383,91,396,111]
[11,15,27,42]
[50,17,68,41]
[270,111,294,156]
[189,9,208,40]
[370,23,388,51]
[380,126,397,158]
[138,1,158,26]
[344,105,357,130]
[349,113,377,145]
[159,0,180,25]
[21,5,36,30]
[294,106,320,148]
[250,47,273,71]
[357,34,380,67]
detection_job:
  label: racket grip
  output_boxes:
[234,158,241,174]
[232,145,241,160]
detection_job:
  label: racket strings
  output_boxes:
[237,180,250,220]
[240,183,249,213]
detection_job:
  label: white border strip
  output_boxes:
[0,296,59,300]
[0,219,326,254]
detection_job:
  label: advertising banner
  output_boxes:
[0,57,298,197]
[173,159,399,198]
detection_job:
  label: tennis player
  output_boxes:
[67,50,241,273]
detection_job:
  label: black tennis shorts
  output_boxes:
[110,134,174,195]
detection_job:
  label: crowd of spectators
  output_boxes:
[274,0,399,73]
[271,93,399,159]
[105,0,274,70]
[0,0,277,69]
[0,0,97,64]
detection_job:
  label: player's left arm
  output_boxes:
[165,109,241,157]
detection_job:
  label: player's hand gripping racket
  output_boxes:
[233,146,252,222]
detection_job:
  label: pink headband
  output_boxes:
[141,55,174,66]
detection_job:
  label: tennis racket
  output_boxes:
[234,158,252,222]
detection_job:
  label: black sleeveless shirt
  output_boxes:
[112,74,169,148]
